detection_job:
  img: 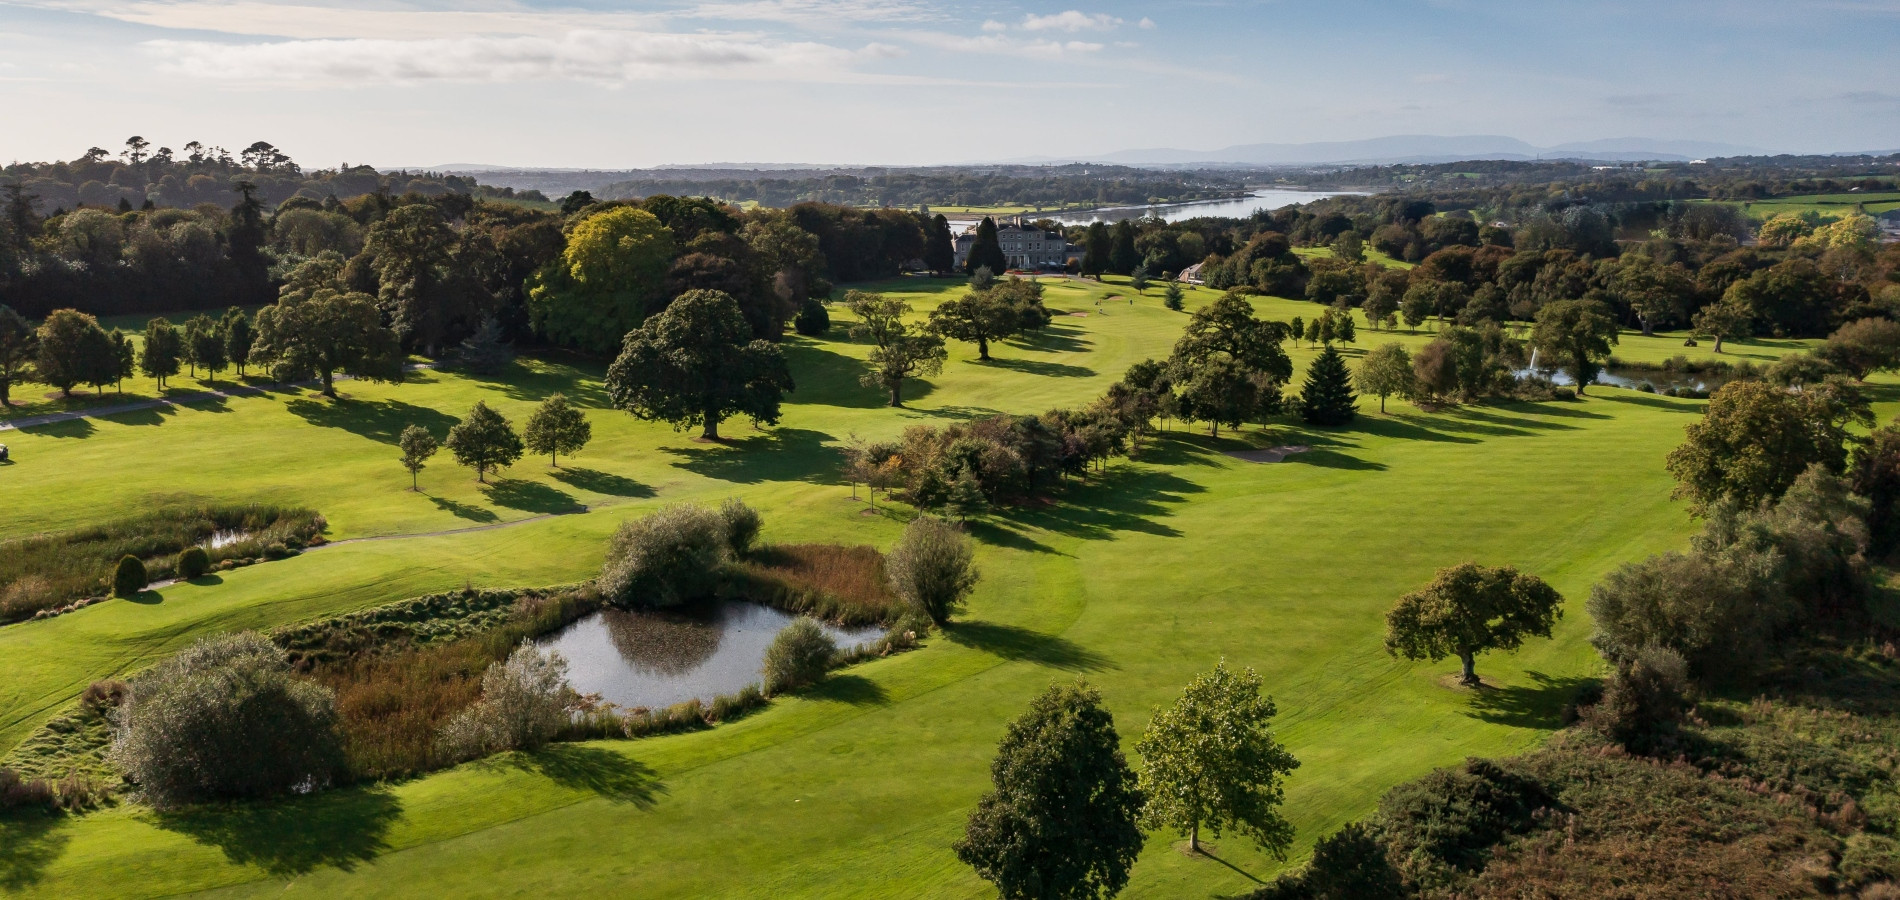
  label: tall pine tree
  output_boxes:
[1299,345,1358,426]
[1081,222,1111,277]
[1108,220,1139,275]
[965,217,1007,275]
[925,213,956,274]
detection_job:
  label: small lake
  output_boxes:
[1047,188,1365,225]
[537,602,886,711]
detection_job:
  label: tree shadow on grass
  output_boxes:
[429,495,500,523]
[0,813,70,891]
[945,620,1115,672]
[1596,392,1706,414]
[152,785,403,877]
[811,674,890,706]
[481,478,585,515]
[18,418,95,439]
[508,744,666,808]
[1195,847,1266,887]
[966,519,1065,556]
[285,397,461,445]
[1463,671,1600,730]
[1009,323,1092,354]
[460,358,612,408]
[551,467,655,499]
[978,357,1096,378]
[1130,431,1241,467]
[780,342,884,409]
[1008,466,1201,542]
[660,427,839,485]
[905,403,1007,421]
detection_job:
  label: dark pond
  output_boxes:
[536,602,886,710]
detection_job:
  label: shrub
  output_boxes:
[111,631,344,807]
[886,515,979,624]
[435,641,574,763]
[598,504,731,608]
[1552,386,1576,401]
[1377,757,1550,886]
[80,679,128,712]
[1251,821,1404,900]
[1584,647,1690,753]
[762,618,836,695]
[718,497,763,556]
[263,542,292,560]
[176,546,210,580]
[112,555,147,598]
[1587,545,1788,684]
[793,298,830,335]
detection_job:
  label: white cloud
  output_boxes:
[685,0,941,24]
[980,19,1007,31]
[45,0,666,40]
[143,30,880,84]
[904,30,1105,57]
[1020,10,1122,32]
[1138,16,1155,29]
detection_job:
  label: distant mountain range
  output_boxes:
[1016,135,1769,167]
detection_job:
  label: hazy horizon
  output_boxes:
[3,0,1897,169]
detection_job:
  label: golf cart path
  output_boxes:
[0,365,434,432]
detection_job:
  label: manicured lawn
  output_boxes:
[1693,192,1900,222]
[0,274,1865,898]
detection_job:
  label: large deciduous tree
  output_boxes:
[528,207,677,354]
[1354,342,1414,413]
[929,277,1051,361]
[252,259,404,398]
[524,392,592,467]
[446,400,524,483]
[363,204,493,357]
[955,680,1145,900]
[1530,298,1618,395]
[848,290,946,408]
[1136,661,1300,856]
[35,309,116,398]
[1692,298,1752,354]
[605,289,793,440]
[1665,379,1870,514]
[1818,318,1900,381]
[1384,562,1563,686]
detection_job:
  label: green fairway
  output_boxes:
[1694,192,1900,222]
[0,275,1859,898]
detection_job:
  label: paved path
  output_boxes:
[0,365,434,432]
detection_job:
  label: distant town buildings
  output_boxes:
[952,217,1082,270]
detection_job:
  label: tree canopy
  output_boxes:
[849,290,946,408]
[955,680,1145,900]
[1299,345,1358,426]
[928,277,1051,361]
[524,392,592,467]
[445,400,524,483]
[1136,661,1300,856]
[252,275,403,398]
[527,207,677,354]
[965,217,1007,275]
[1529,298,1618,395]
[604,288,793,440]
[1384,562,1563,685]
[1665,379,1871,514]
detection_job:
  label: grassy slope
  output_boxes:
[1692,192,1900,222]
[0,274,1843,898]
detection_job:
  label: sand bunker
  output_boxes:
[1225,445,1311,463]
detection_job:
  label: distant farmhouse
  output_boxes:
[953,217,1083,271]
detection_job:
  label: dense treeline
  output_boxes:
[537,164,1247,210]
[0,137,537,215]
[1298,153,1900,199]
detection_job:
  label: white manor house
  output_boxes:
[952,217,1082,271]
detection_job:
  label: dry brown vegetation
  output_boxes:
[728,543,905,626]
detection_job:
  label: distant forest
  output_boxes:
[471,164,1250,210]
[0,137,545,214]
[1298,155,1900,200]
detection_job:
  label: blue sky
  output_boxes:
[0,0,1895,167]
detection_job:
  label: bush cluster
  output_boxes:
[761,618,836,695]
[600,504,733,608]
[435,641,575,763]
[885,515,979,624]
[111,632,344,807]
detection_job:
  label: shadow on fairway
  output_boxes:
[945,620,1115,672]
[812,673,889,706]
[780,342,888,409]
[1131,431,1238,467]
[482,478,585,515]
[906,403,1007,421]
[1011,466,1201,542]
[661,427,838,484]
[19,418,95,439]
[978,357,1096,378]
[1462,670,1599,730]
[1595,392,1706,414]
[0,814,69,891]
[1009,323,1092,354]
[285,397,461,445]
[967,519,1064,556]
[430,495,501,523]
[154,786,403,876]
[512,744,666,808]
[552,467,655,499]
[1195,847,1266,886]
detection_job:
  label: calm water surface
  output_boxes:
[1049,188,1364,225]
[537,602,885,710]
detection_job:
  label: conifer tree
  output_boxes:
[1081,222,1111,277]
[1299,345,1358,426]
[1163,281,1184,311]
[965,217,1008,275]
[925,214,956,274]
